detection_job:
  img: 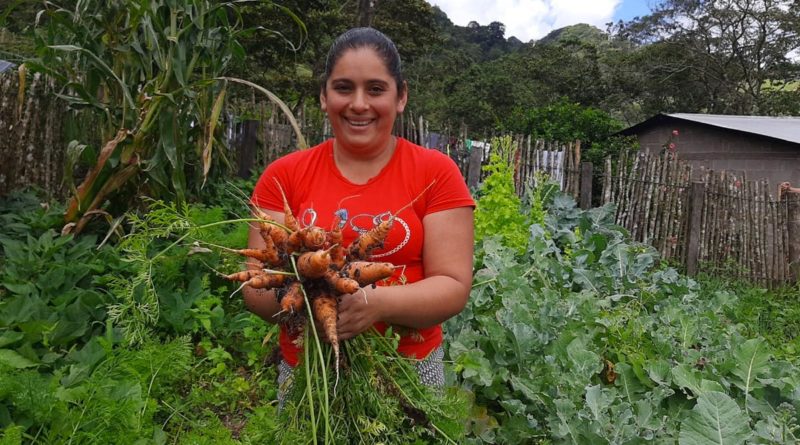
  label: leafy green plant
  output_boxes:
[0,191,282,442]
[0,190,64,244]
[27,0,252,230]
[703,274,800,362]
[474,135,529,255]
[447,190,800,444]
[271,329,469,444]
[0,229,118,371]
[0,336,192,444]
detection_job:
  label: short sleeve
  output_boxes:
[425,150,475,215]
[250,156,292,212]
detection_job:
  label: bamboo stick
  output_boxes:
[617,149,629,219]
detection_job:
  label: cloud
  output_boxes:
[429,0,622,42]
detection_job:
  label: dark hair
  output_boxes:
[321,27,405,94]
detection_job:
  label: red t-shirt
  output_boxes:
[251,137,474,366]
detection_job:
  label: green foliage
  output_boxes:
[272,330,469,444]
[0,192,277,442]
[678,391,751,444]
[0,337,191,444]
[0,194,119,374]
[505,98,634,166]
[0,190,65,243]
[474,136,529,254]
[447,191,800,444]
[104,199,246,344]
[0,28,34,61]
[611,0,800,116]
[27,0,251,224]
[703,276,800,361]
[0,424,22,445]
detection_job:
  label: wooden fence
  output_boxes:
[0,70,66,198]
[694,171,796,285]
[601,150,692,263]
[599,149,798,286]
[227,109,585,200]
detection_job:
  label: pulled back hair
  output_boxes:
[321,27,405,94]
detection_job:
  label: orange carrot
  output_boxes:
[296,249,331,279]
[225,269,265,282]
[302,226,327,250]
[273,178,298,232]
[347,181,436,260]
[280,281,304,314]
[287,229,304,253]
[348,217,392,260]
[341,261,395,286]
[327,222,343,247]
[312,294,339,361]
[288,226,327,253]
[323,269,360,295]
[229,230,282,265]
[329,244,347,270]
[251,206,274,225]
[252,207,278,246]
[245,273,288,289]
[269,226,289,250]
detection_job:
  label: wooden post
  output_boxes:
[685,181,705,276]
[466,144,483,188]
[580,161,593,209]
[786,191,800,281]
[236,119,259,179]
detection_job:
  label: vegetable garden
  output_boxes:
[2,1,800,443]
[1,145,799,444]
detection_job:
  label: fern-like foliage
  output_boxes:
[106,200,194,345]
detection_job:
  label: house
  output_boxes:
[619,113,800,197]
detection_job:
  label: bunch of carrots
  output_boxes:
[207,181,466,444]
[222,181,401,366]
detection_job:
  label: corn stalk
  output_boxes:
[25,0,296,233]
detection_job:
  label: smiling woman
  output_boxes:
[241,27,475,405]
[321,47,407,174]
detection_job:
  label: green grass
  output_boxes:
[699,272,800,362]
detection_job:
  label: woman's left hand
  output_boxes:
[335,286,384,340]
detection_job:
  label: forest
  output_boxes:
[3,0,799,138]
[1,0,799,444]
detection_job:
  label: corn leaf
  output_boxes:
[218,76,308,149]
[47,44,135,110]
[201,82,226,185]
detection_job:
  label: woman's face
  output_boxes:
[321,47,407,155]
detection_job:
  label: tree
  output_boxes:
[610,0,800,115]
[232,0,441,114]
[372,0,440,66]
[232,0,351,112]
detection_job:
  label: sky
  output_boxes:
[428,0,656,42]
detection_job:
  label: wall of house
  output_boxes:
[634,119,800,198]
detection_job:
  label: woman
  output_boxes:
[243,27,474,392]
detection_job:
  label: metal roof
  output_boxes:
[666,113,800,145]
[0,60,16,73]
